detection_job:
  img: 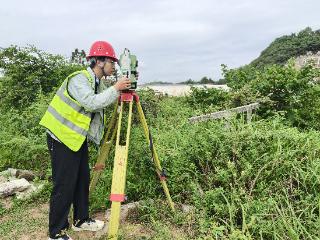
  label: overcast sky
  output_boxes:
[1,0,319,83]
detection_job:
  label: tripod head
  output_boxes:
[119,48,138,90]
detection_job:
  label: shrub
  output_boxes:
[0,45,83,110]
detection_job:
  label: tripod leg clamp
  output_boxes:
[158,168,168,181]
[93,163,105,171]
[159,174,167,181]
[110,194,126,202]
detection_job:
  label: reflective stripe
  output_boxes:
[56,90,81,111]
[47,105,87,137]
[50,95,91,130]
[40,110,86,151]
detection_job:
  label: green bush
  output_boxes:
[186,86,231,113]
[0,45,83,110]
[223,62,320,129]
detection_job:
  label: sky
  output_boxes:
[0,0,319,83]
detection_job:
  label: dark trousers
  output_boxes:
[47,134,90,237]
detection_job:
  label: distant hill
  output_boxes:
[250,27,320,68]
[142,77,227,86]
[179,77,226,85]
[139,81,173,87]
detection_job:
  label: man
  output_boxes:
[40,41,131,240]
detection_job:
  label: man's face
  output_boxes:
[102,58,116,76]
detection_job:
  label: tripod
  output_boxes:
[89,90,175,240]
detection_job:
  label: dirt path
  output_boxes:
[0,202,154,240]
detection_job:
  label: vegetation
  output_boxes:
[1,32,320,239]
[0,45,83,110]
[70,48,87,65]
[223,61,320,130]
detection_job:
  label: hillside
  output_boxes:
[250,27,320,68]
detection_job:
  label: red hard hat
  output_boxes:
[87,41,118,62]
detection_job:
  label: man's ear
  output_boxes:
[97,60,105,68]
[90,58,96,66]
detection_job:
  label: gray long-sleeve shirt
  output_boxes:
[68,68,119,112]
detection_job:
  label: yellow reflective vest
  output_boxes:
[39,70,94,151]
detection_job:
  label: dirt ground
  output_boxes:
[0,202,152,240]
[0,201,187,240]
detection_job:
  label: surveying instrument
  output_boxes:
[89,48,175,240]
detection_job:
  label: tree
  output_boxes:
[71,48,86,65]
[199,76,215,84]
[0,45,83,110]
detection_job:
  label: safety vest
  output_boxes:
[39,70,94,151]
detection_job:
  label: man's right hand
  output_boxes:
[114,77,131,91]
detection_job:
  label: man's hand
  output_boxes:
[114,77,131,91]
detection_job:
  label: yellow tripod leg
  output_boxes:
[89,103,118,195]
[136,101,175,211]
[108,100,133,240]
